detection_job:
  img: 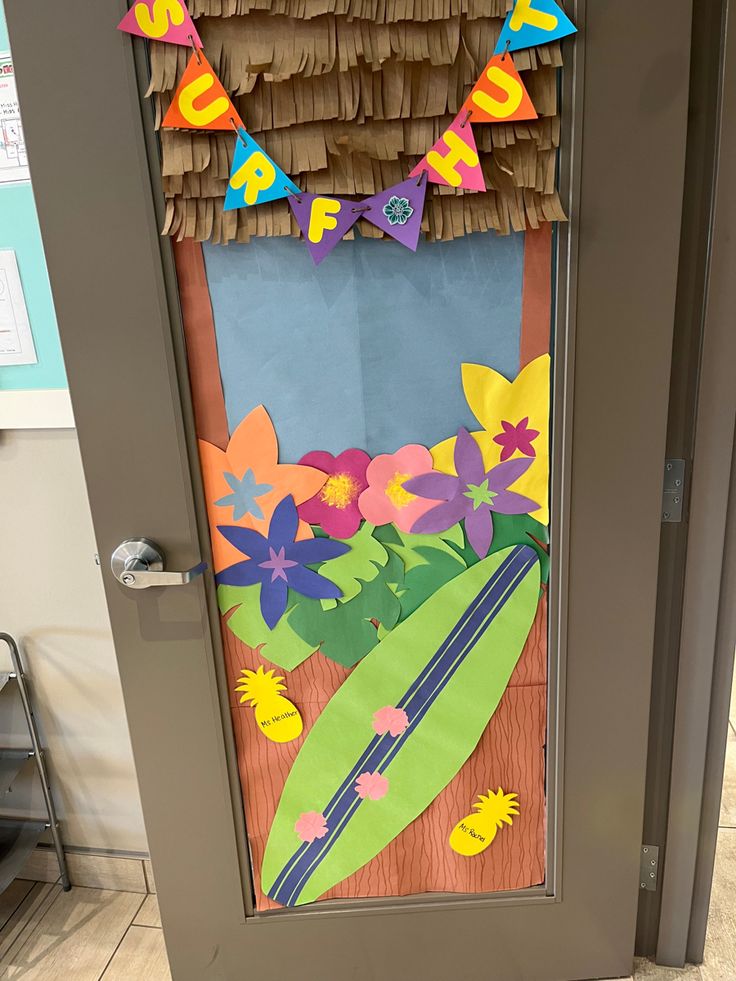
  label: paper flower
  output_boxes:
[295,811,328,843]
[358,444,440,532]
[405,428,540,559]
[355,771,389,800]
[493,417,540,462]
[372,705,409,737]
[199,406,327,571]
[431,355,551,525]
[297,449,371,538]
[216,496,350,628]
[382,195,414,226]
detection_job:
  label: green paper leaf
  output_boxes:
[398,546,467,621]
[488,513,550,583]
[316,523,388,610]
[375,522,466,573]
[217,584,315,672]
[289,553,404,668]
[261,545,541,907]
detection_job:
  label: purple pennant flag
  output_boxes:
[359,173,428,252]
[288,193,362,265]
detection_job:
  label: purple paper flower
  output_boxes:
[404,427,540,559]
[216,496,350,629]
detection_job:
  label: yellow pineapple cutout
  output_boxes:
[449,788,520,857]
[235,666,303,743]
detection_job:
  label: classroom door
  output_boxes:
[6,0,692,978]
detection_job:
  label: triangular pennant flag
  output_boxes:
[494,0,577,54]
[409,114,485,192]
[288,194,362,265]
[463,54,538,124]
[360,174,428,251]
[224,130,300,211]
[162,51,244,131]
[117,0,202,47]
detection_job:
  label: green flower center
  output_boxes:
[463,479,497,510]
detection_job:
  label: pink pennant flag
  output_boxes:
[117,0,202,48]
[409,113,485,192]
[289,194,362,265]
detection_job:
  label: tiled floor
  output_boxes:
[1,677,734,981]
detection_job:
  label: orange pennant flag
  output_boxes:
[162,51,244,132]
[463,54,538,124]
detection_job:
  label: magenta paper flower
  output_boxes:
[493,417,540,462]
[358,444,440,532]
[298,449,370,538]
[404,427,540,559]
[355,771,389,801]
[372,705,409,737]
[295,811,329,843]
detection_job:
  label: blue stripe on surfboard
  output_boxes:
[269,545,536,906]
[266,545,527,900]
[279,548,535,907]
[266,546,525,900]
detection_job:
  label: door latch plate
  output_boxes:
[640,844,660,891]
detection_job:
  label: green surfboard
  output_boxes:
[262,544,540,907]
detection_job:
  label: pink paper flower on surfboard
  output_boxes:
[295,811,329,843]
[372,705,409,737]
[297,449,370,538]
[358,444,440,533]
[355,772,389,801]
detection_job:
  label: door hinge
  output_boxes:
[640,844,660,891]
[662,459,686,523]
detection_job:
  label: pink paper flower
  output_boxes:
[297,449,371,538]
[355,771,389,800]
[372,705,409,737]
[358,444,440,532]
[294,811,329,843]
[492,417,540,462]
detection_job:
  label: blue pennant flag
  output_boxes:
[494,0,577,55]
[224,130,301,211]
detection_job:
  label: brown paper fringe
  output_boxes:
[188,0,515,23]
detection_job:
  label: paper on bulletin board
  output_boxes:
[0,250,36,365]
[0,54,30,185]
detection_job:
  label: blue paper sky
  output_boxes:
[203,231,525,461]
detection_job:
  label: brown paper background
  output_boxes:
[173,226,551,909]
[154,2,567,243]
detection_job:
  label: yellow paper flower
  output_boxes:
[431,354,550,525]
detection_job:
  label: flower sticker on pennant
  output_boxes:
[405,428,540,559]
[295,811,328,844]
[383,196,414,226]
[297,449,371,539]
[216,496,350,628]
[198,405,328,572]
[431,355,551,526]
[359,444,440,532]
[355,771,389,801]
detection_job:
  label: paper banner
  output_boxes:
[449,788,519,856]
[463,55,538,125]
[224,130,301,212]
[409,115,485,192]
[494,0,577,55]
[288,194,362,265]
[117,0,202,47]
[261,545,540,906]
[162,51,244,131]
[235,666,303,743]
[359,174,428,252]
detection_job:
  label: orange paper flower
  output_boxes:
[198,406,327,572]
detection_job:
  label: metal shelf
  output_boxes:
[0,749,34,797]
[0,818,49,895]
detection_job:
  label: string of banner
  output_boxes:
[118,0,577,265]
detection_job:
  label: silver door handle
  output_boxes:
[111,538,207,589]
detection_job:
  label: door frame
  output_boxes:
[5,1,692,978]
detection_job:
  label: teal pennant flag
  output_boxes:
[494,0,577,55]
[224,130,300,211]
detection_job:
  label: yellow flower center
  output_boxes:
[320,472,359,509]
[385,472,416,509]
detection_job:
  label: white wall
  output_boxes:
[0,428,147,853]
